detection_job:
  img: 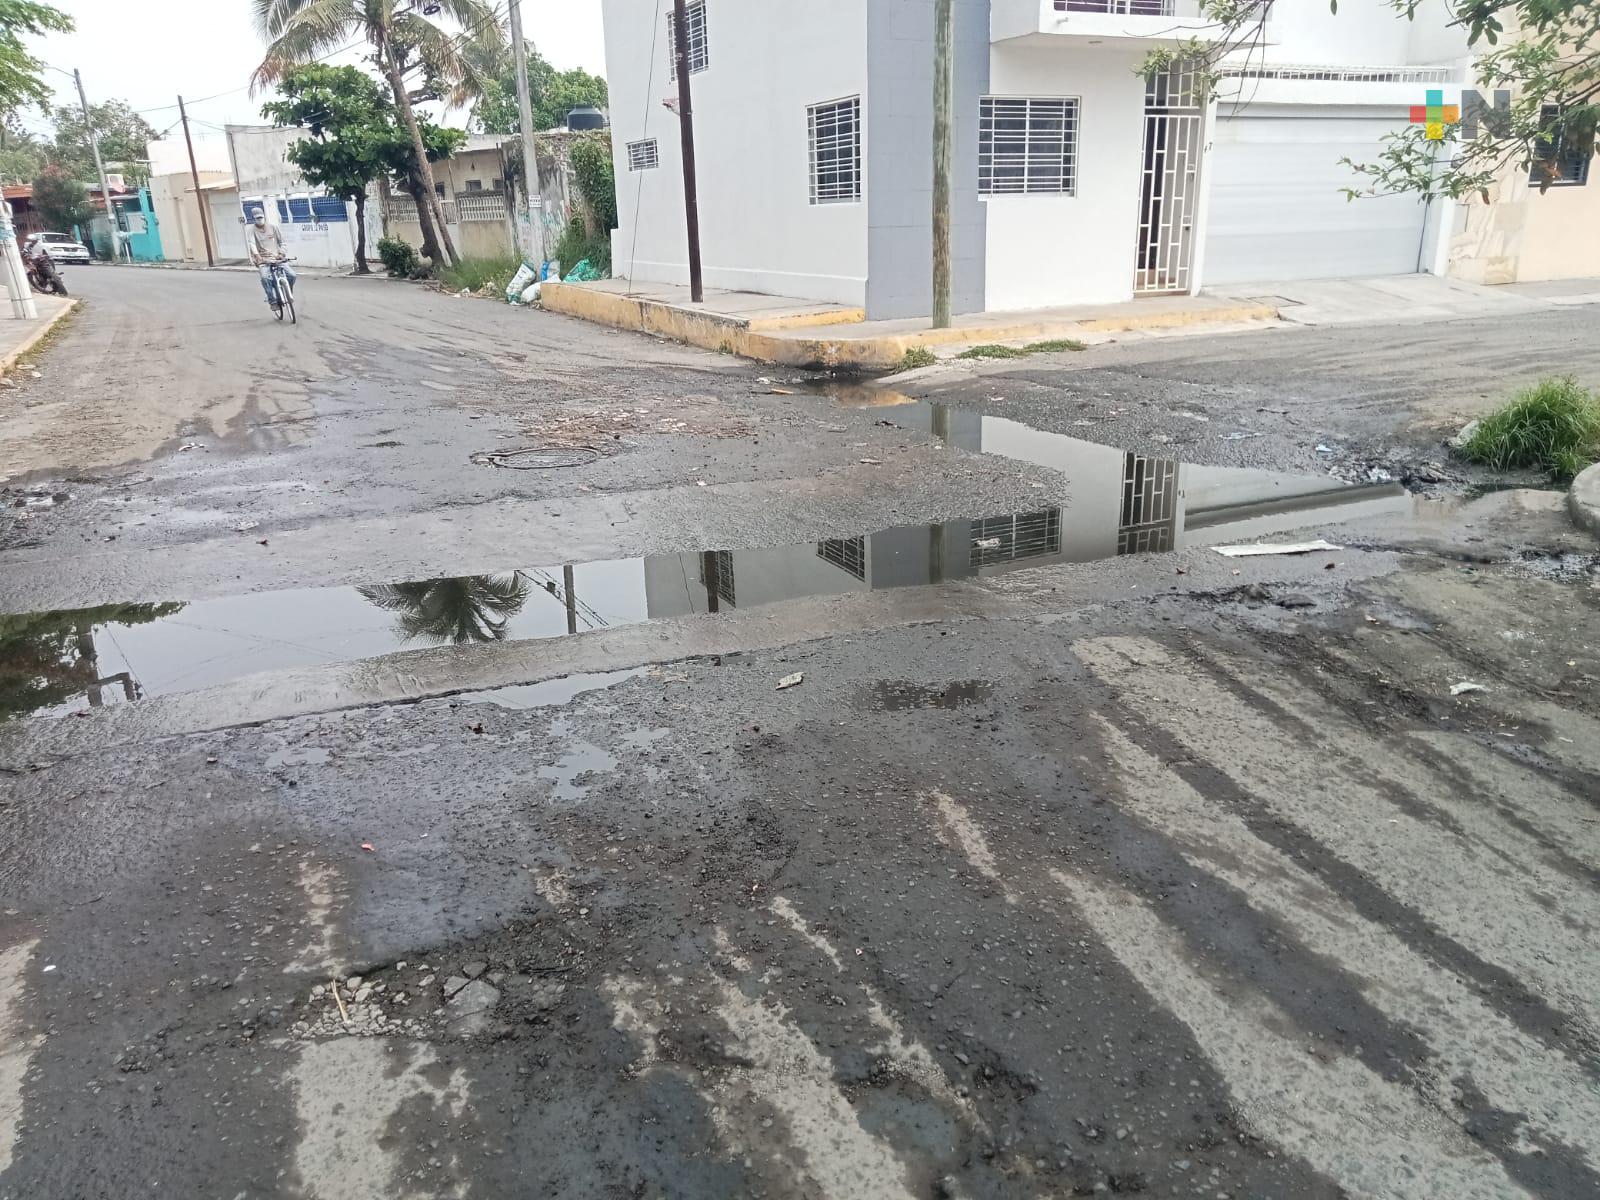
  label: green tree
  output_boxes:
[252,0,507,270]
[0,112,45,184]
[30,161,87,231]
[261,64,395,273]
[357,575,531,645]
[1152,0,1600,199]
[0,0,72,113]
[377,113,465,267]
[51,98,158,186]
[473,47,608,135]
[0,602,183,720]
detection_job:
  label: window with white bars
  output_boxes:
[808,97,861,205]
[667,1,709,79]
[627,138,660,171]
[1531,104,1590,187]
[980,97,1079,196]
[817,537,866,580]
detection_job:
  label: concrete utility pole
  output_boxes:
[0,199,38,319]
[671,0,704,303]
[73,69,118,254]
[507,0,542,262]
[178,96,215,267]
[932,0,954,329]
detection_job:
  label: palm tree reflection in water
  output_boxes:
[357,575,534,645]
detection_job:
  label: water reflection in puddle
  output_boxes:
[2,405,1412,722]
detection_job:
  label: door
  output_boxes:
[1134,65,1204,295]
[1202,105,1430,285]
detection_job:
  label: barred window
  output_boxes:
[1530,104,1590,188]
[627,138,660,171]
[980,97,1080,196]
[667,1,709,78]
[817,536,866,580]
[808,96,861,204]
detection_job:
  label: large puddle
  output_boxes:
[2,404,1411,721]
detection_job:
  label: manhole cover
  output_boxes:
[472,446,600,470]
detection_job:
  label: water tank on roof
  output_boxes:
[565,107,606,131]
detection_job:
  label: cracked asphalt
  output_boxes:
[0,266,1597,1200]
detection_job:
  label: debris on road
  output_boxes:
[233,521,260,533]
[777,672,805,690]
[1213,540,1343,558]
[1450,682,1489,696]
[1219,431,1264,441]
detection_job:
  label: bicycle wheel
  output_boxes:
[284,284,296,325]
[272,278,284,321]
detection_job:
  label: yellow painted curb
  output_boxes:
[0,297,79,378]
[541,282,1277,370]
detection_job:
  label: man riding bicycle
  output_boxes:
[246,209,296,307]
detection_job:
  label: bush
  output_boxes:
[1458,376,1600,479]
[553,217,611,277]
[569,135,617,230]
[378,236,422,278]
[956,344,1026,360]
[1027,338,1087,353]
[439,254,522,295]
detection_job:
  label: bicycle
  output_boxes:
[265,258,297,324]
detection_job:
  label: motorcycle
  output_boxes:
[26,252,68,297]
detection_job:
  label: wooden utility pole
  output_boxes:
[671,0,704,303]
[507,0,542,261]
[73,69,118,254]
[932,0,954,329]
[178,96,215,267]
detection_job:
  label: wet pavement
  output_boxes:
[0,267,1597,1200]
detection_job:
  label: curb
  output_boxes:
[1569,462,1600,536]
[1,298,78,378]
[539,281,1278,369]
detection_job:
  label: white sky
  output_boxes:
[21,0,607,147]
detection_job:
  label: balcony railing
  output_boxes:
[1054,0,1174,14]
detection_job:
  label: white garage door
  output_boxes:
[1202,105,1432,286]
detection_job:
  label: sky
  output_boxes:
[21,0,607,164]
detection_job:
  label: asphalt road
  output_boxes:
[0,267,1597,1200]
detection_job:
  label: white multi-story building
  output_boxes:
[600,1,1599,319]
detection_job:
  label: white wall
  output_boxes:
[1265,0,1415,65]
[984,41,1147,309]
[602,0,868,303]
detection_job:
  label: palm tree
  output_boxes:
[250,0,505,269]
[357,574,532,645]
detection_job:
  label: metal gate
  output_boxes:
[1134,64,1204,295]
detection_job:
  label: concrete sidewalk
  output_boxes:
[540,277,1277,369]
[1207,273,1600,326]
[0,295,75,377]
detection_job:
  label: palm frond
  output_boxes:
[251,0,363,93]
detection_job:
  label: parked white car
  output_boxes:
[24,232,92,265]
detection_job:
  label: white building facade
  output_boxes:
[602,0,1496,318]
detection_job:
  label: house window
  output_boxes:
[970,510,1062,567]
[1530,105,1590,187]
[979,96,1080,196]
[699,549,735,607]
[817,536,866,580]
[627,138,660,171]
[667,1,709,78]
[435,183,447,198]
[464,179,484,192]
[808,96,861,204]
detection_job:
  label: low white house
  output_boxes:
[600,0,1508,318]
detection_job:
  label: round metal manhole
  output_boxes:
[471,446,600,470]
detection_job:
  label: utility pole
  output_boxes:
[73,69,118,258]
[507,0,542,262]
[932,0,954,329]
[671,0,704,303]
[178,96,215,267]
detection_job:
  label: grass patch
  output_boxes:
[893,346,938,372]
[438,254,522,296]
[1458,375,1600,479]
[956,338,1087,360]
[956,343,1026,360]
